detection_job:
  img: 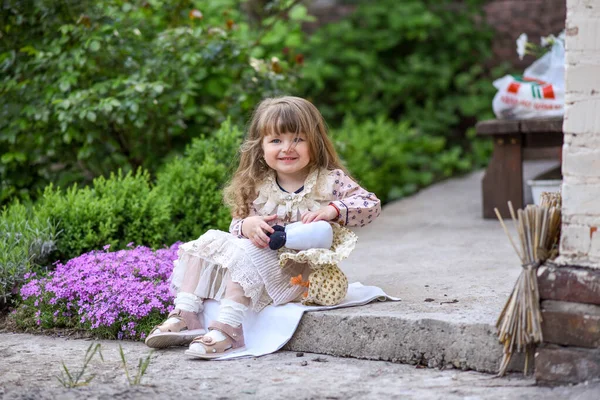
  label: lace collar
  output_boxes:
[253,168,321,222]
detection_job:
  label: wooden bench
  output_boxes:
[476,117,563,219]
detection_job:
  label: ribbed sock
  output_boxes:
[216,299,247,327]
[165,292,203,325]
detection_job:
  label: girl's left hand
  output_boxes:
[302,205,338,224]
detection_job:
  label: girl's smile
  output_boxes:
[278,156,298,162]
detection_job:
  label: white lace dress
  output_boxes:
[169,167,381,312]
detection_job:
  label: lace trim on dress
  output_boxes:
[173,231,273,311]
[253,168,323,221]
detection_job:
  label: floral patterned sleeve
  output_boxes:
[229,203,259,237]
[229,218,245,238]
[328,170,381,227]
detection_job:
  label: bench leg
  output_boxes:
[481,135,523,219]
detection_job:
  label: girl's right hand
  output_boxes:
[242,215,277,248]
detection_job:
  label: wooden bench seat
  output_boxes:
[476,117,563,218]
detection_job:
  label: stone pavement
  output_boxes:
[1,333,598,399]
[287,160,562,373]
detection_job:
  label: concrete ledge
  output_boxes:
[284,304,524,373]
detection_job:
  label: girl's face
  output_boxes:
[262,132,311,179]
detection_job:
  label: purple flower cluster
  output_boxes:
[20,243,180,340]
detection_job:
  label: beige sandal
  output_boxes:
[185,321,246,359]
[145,309,206,349]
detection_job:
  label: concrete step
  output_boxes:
[285,303,521,373]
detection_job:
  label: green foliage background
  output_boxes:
[300,0,497,156]
[333,117,473,203]
[154,119,242,242]
[0,0,303,205]
[0,0,503,309]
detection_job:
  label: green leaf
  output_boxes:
[87,111,97,122]
[1,152,27,163]
[289,5,308,21]
[59,81,71,92]
[89,41,101,52]
[19,46,38,56]
[284,33,302,48]
[179,93,188,105]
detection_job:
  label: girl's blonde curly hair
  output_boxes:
[223,96,347,219]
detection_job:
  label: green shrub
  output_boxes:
[34,170,172,262]
[333,116,474,203]
[0,0,301,206]
[300,0,497,141]
[0,203,59,306]
[156,119,242,243]
[17,119,240,262]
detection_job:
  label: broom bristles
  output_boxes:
[494,200,561,377]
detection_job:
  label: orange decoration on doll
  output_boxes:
[290,274,310,298]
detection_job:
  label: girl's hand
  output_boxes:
[302,205,338,224]
[242,215,277,248]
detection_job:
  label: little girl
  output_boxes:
[145,96,381,358]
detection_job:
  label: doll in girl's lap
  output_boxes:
[145,96,381,358]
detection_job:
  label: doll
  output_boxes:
[268,222,356,306]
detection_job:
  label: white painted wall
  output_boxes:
[558,0,600,267]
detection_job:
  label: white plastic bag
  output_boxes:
[492,40,564,119]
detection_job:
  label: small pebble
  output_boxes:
[424,298,435,302]
[296,352,304,357]
[301,361,308,366]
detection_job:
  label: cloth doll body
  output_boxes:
[267,221,333,251]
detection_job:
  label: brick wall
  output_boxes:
[535,0,600,386]
[558,0,600,267]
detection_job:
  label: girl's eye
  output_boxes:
[293,137,305,143]
[270,139,281,144]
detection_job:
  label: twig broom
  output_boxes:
[494,196,561,376]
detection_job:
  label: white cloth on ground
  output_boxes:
[197,282,400,360]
